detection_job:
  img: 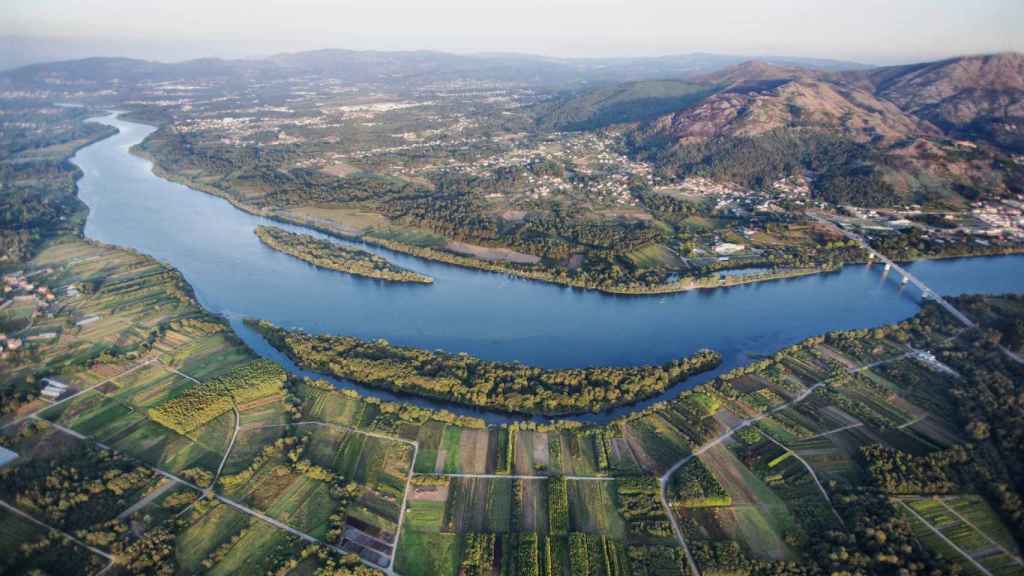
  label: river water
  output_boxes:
[72,114,1024,423]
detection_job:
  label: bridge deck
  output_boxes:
[809,213,975,328]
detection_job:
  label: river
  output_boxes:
[71,113,1024,424]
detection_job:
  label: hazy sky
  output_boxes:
[3,0,1022,65]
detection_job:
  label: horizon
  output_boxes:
[3,0,1023,70]
[2,38,1022,72]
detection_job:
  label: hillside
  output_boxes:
[854,53,1024,151]
[534,79,713,130]
[630,54,1024,207]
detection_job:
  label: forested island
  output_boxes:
[254,225,433,284]
[248,319,722,415]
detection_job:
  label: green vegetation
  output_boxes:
[669,457,732,508]
[251,319,720,415]
[147,359,285,434]
[0,103,116,262]
[548,476,570,535]
[255,225,433,283]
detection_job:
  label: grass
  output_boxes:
[625,244,683,269]
[440,425,462,474]
[177,501,253,573]
[444,477,514,533]
[406,499,445,532]
[413,421,444,473]
[395,530,460,576]
[206,520,299,576]
[568,480,626,538]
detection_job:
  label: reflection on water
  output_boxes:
[72,114,1024,423]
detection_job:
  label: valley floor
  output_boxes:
[2,236,1023,576]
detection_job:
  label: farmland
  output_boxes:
[4,236,1024,575]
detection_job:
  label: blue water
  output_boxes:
[72,114,1024,423]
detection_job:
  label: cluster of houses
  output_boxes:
[845,195,1024,242]
[971,196,1024,238]
[0,332,23,358]
[3,271,56,307]
[1,271,60,359]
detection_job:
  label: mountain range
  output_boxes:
[2,48,1021,208]
[620,53,1024,207]
[0,48,866,90]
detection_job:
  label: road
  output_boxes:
[808,212,975,328]
[655,348,917,576]
[898,500,993,576]
[231,419,417,574]
[934,498,1023,566]
[0,499,115,573]
[1,356,157,431]
[117,478,179,521]
[760,430,844,527]
[413,472,615,481]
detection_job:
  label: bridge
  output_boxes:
[808,212,975,328]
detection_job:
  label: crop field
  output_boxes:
[436,425,462,473]
[293,381,374,426]
[236,393,290,428]
[517,478,548,533]
[695,443,801,559]
[176,500,255,573]
[303,424,411,487]
[568,480,626,537]
[512,429,541,474]
[622,414,691,474]
[413,420,445,473]
[455,427,490,474]
[552,430,602,476]
[301,423,412,538]
[204,519,306,576]
[785,434,866,485]
[406,483,448,532]
[903,497,1024,576]
[607,443,642,476]
[443,477,514,533]
[25,245,198,364]
[115,409,234,476]
[394,530,460,576]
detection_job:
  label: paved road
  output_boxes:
[808,212,975,328]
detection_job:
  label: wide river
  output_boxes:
[73,114,1024,423]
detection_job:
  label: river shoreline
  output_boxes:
[131,140,1024,298]
[70,113,1024,424]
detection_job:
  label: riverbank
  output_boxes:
[254,225,433,284]
[129,142,858,296]
[247,318,723,417]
